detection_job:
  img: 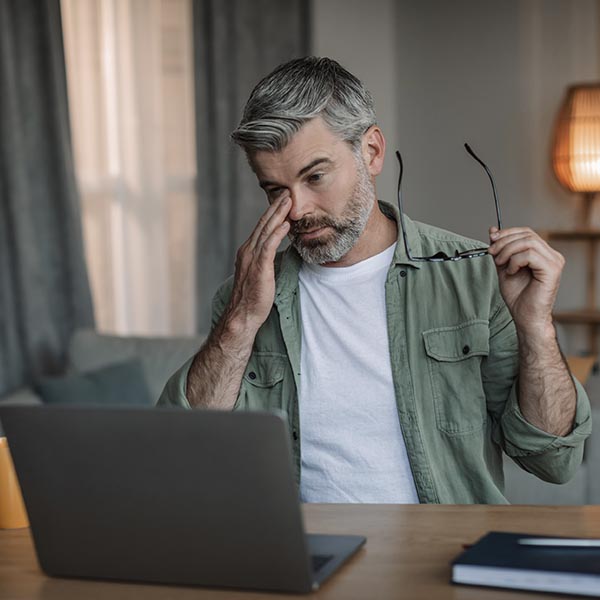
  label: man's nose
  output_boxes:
[287,189,313,222]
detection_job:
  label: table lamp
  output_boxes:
[553,83,600,226]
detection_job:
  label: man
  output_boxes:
[159,57,591,503]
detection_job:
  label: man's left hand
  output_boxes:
[488,226,565,337]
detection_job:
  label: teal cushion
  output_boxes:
[35,359,153,406]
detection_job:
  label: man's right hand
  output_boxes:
[184,194,291,409]
[223,194,292,338]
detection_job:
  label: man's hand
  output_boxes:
[488,225,576,436]
[184,195,291,409]
[224,194,291,337]
[488,226,565,336]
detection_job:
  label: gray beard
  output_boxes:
[289,159,376,265]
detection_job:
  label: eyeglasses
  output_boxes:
[395,144,502,262]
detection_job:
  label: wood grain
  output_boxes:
[1,504,599,599]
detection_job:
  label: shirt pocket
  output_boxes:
[235,352,288,412]
[422,320,489,436]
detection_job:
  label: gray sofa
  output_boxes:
[0,328,596,505]
[0,328,204,421]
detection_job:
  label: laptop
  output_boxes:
[0,405,365,593]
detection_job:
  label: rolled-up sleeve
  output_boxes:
[499,376,592,483]
[484,296,592,485]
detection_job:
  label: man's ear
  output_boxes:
[361,125,385,177]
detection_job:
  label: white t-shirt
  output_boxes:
[298,243,419,503]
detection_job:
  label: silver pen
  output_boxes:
[518,538,600,548]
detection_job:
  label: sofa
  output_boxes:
[0,328,597,505]
[0,328,204,422]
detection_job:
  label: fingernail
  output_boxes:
[490,232,499,240]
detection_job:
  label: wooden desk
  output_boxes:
[1,504,599,599]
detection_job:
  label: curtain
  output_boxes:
[0,0,94,395]
[61,0,198,336]
[193,0,310,331]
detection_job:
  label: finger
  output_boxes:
[492,237,558,267]
[499,247,563,282]
[248,194,291,249]
[234,239,253,275]
[254,196,292,250]
[489,230,553,257]
[502,249,549,276]
[234,222,289,282]
[488,232,535,258]
[249,193,290,249]
[489,226,535,242]
[489,231,537,254]
[258,221,290,263]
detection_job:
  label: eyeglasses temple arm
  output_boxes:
[464,143,503,231]
[395,151,417,260]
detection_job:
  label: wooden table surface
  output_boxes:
[1,504,598,599]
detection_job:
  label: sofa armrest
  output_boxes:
[68,329,206,403]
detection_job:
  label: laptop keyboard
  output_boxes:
[311,554,334,572]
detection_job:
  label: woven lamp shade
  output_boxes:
[553,84,600,192]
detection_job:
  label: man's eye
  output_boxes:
[308,173,323,184]
[267,188,284,199]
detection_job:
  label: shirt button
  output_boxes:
[293,430,298,441]
[400,270,407,278]
[248,371,257,380]
[462,345,470,355]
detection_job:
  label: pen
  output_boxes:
[518,538,600,548]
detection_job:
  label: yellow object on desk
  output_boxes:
[0,437,29,529]
[567,355,596,385]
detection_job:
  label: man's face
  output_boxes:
[250,118,376,265]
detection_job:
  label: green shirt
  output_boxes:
[158,201,592,503]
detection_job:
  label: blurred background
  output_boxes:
[1,0,599,401]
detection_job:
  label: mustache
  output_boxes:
[290,215,343,236]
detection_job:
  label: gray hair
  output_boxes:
[231,57,377,153]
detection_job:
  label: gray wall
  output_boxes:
[312,0,400,207]
[312,0,600,395]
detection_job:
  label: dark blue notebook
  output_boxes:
[452,531,600,597]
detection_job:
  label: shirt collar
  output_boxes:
[377,200,422,268]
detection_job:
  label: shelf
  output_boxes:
[554,310,600,324]
[544,229,600,240]
[546,224,599,356]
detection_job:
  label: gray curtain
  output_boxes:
[0,0,94,395]
[193,0,310,331]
